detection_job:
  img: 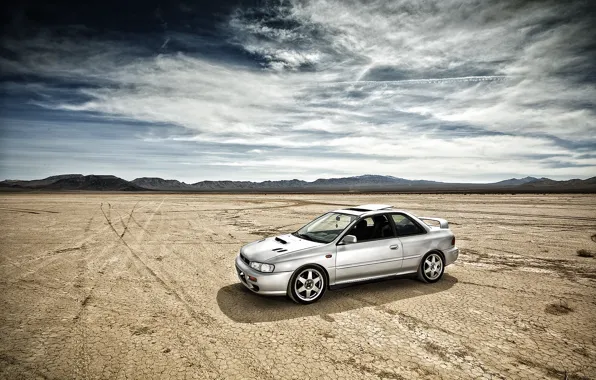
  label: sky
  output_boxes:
[0,0,595,183]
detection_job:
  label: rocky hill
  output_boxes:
[1,174,145,191]
[492,177,539,186]
[518,176,596,190]
[131,177,194,190]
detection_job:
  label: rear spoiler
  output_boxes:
[418,217,449,229]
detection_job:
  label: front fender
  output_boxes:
[273,247,337,284]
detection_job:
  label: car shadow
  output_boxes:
[216,273,458,323]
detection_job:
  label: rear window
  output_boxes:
[421,219,441,228]
[391,214,425,236]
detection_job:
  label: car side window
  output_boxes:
[346,214,395,243]
[390,214,425,236]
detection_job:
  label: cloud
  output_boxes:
[1,0,595,181]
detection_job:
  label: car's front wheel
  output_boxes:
[417,251,445,283]
[288,266,326,304]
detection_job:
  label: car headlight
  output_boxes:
[249,261,275,273]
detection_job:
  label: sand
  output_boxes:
[1,193,595,379]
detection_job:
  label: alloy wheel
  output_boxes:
[424,253,443,280]
[294,268,324,302]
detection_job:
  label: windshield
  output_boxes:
[293,212,357,243]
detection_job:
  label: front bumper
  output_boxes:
[444,246,459,266]
[235,256,292,296]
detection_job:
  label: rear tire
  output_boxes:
[417,252,444,283]
[288,266,326,305]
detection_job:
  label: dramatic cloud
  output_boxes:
[1,0,594,181]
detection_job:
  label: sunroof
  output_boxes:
[347,204,393,212]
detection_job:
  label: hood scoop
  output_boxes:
[241,233,323,263]
[275,237,288,244]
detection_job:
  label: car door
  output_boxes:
[389,213,430,271]
[335,214,403,284]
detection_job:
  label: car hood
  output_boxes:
[241,234,324,262]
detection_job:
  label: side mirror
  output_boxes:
[339,235,357,245]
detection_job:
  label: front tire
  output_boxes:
[417,252,445,283]
[288,266,326,304]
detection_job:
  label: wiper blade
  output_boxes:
[296,233,312,241]
[296,233,327,243]
[309,236,328,244]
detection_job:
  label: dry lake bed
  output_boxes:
[0,193,595,379]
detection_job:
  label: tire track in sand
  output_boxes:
[100,198,214,325]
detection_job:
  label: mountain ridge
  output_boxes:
[2,174,595,192]
[1,174,146,191]
[491,176,540,186]
[133,174,445,190]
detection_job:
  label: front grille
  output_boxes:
[240,253,250,265]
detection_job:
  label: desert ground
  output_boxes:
[0,193,595,380]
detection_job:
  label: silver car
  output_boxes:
[235,204,459,304]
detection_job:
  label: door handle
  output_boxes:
[389,244,399,250]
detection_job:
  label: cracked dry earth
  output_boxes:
[0,194,595,380]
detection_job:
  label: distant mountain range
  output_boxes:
[1,174,595,192]
[131,174,443,191]
[0,175,146,191]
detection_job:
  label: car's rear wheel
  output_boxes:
[417,252,444,283]
[288,266,326,304]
